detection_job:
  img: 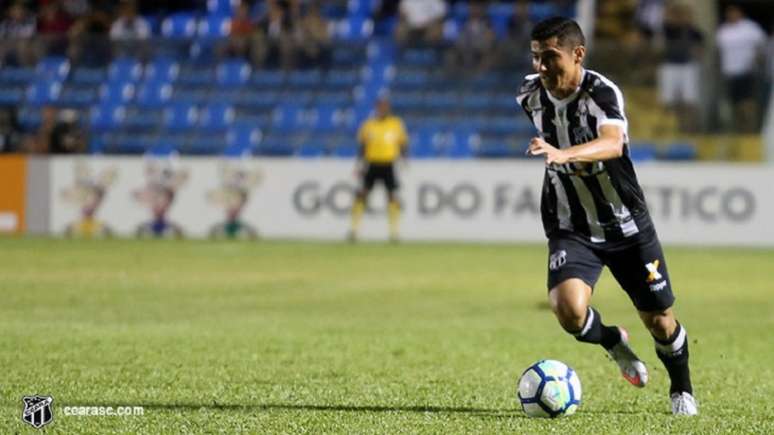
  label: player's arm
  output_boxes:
[528,124,624,165]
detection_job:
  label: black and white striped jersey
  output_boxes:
[516,69,653,246]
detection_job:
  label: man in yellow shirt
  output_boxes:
[348,97,408,242]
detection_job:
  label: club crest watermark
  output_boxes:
[22,395,54,429]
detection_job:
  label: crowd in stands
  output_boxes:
[0,0,771,157]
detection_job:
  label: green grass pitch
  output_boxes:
[1,238,773,434]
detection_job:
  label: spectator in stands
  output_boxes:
[497,0,531,71]
[0,107,22,153]
[37,1,73,57]
[394,0,446,48]
[260,0,300,69]
[68,7,112,66]
[446,1,496,75]
[657,3,703,133]
[110,1,151,57]
[295,1,331,69]
[25,106,58,153]
[716,4,767,133]
[634,0,664,40]
[224,1,256,59]
[0,1,37,66]
[49,109,87,154]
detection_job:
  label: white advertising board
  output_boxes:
[46,157,774,246]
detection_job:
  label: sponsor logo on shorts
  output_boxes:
[649,280,668,292]
[549,250,567,271]
[645,260,662,282]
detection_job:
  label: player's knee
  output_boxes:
[551,300,587,333]
[641,309,676,340]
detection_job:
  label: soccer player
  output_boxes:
[516,17,697,415]
[348,97,408,242]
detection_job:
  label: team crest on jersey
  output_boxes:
[549,250,567,271]
[22,395,53,429]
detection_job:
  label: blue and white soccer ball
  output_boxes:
[517,359,582,418]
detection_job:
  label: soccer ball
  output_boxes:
[517,359,581,418]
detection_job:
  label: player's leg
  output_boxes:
[349,166,374,241]
[639,308,696,415]
[384,164,400,242]
[606,235,696,414]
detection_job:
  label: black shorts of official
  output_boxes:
[362,163,398,192]
[546,231,675,312]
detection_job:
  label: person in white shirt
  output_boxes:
[716,4,767,132]
[395,0,447,47]
[109,1,150,42]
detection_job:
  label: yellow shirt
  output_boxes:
[357,115,408,163]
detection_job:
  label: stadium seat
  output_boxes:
[58,85,98,108]
[628,143,657,162]
[177,66,215,86]
[410,129,444,158]
[0,85,25,105]
[286,69,323,89]
[198,103,235,132]
[108,57,143,83]
[26,81,62,106]
[392,69,430,90]
[423,91,458,111]
[399,49,438,67]
[89,104,126,131]
[70,67,107,86]
[296,140,327,158]
[0,66,34,85]
[36,56,70,81]
[234,89,279,109]
[181,132,227,155]
[315,90,352,106]
[272,104,304,132]
[164,103,198,131]
[207,0,238,15]
[662,143,697,161]
[135,82,172,108]
[309,104,340,132]
[226,125,262,156]
[447,129,477,159]
[99,82,135,105]
[161,13,197,39]
[122,107,163,131]
[250,70,285,88]
[197,15,231,39]
[144,57,180,83]
[348,0,377,16]
[216,60,251,87]
[335,17,373,41]
[256,133,295,156]
[17,105,41,131]
[324,68,359,89]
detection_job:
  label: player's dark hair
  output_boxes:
[531,17,586,49]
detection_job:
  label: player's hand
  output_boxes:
[528,137,569,165]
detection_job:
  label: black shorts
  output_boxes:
[727,73,756,103]
[546,232,675,312]
[362,163,398,192]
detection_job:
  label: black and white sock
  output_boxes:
[654,322,693,395]
[572,307,621,350]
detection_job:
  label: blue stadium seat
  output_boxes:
[71,67,106,85]
[234,89,279,109]
[58,85,98,108]
[324,68,359,89]
[122,107,163,131]
[105,132,151,154]
[296,139,327,158]
[628,143,657,162]
[108,57,143,83]
[335,17,373,41]
[392,69,430,90]
[310,104,340,132]
[331,45,367,67]
[164,103,198,131]
[390,91,423,112]
[315,90,351,106]
[662,143,697,161]
[423,91,458,111]
[36,56,70,81]
[161,13,197,39]
[177,66,215,86]
[273,104,304,132]
[181,132,227,155]
[256,133,296,156]
[99,82,135,105]
[399,48,438,67]
[286,69,323,89]
[89,104,126,131]
[459,92,490,111]
[447,129,477,159]
[172,86,210,104]
[250,70,285,88]
[144,57,180,83]
[207,0,238,15]
[0,85,25,105]
[146,137,179,156]
[226,124,262,155]
[348,0,377,16]
[0,66,35,85]
[135,82,172,108]
[410,128,444,158]
[198,103,234,132]
[216,59,251,87]
[331,140,358,158]
[26,81,62,106]
[17,105,41,131]
[198,15,231,39]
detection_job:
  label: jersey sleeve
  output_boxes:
[396,119,408,147]
[588,83,627,132]
[515,74,539,117]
